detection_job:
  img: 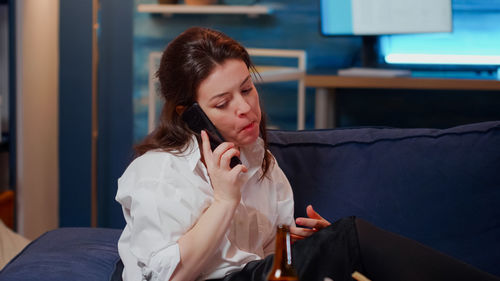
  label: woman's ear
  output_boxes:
[176,105,186,116]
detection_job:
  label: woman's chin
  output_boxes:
[235,132,260,147]
[232,123,259,146]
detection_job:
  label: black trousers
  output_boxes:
[213,217,500,281]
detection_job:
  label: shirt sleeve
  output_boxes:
[116,155,211,281]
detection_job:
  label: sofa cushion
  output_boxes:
[0,227,123,281]
[268,121,500,276]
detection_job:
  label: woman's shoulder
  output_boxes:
[263,151,292,189]
[130,150,177,172]
[134,149,176,164]
[120,147,198,185]
[116,147,203,202]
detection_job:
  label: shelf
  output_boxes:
[305,75,500,90]
[254,66,305,83]
[137,4,273,16]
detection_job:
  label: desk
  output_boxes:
[305,75,500,128]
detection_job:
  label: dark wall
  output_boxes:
[97,0,134,228]
[59,0,133,228]
[59,0,93,226]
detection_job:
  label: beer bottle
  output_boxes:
[267,225,299,281]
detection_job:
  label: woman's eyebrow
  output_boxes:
[209,92,229,102]
[209,75,252,102]
[240,75,251,87]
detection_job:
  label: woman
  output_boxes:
[116,27,499,281]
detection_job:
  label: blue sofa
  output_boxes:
[1,121,499,280]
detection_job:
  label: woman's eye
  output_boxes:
[242,88,253,94]
[215,102,227,109]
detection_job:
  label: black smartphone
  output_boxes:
[181,102,242,168]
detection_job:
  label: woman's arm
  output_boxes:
[170,130,247,281]
[170,199,237,281]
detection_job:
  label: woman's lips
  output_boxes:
[240,122,255,132]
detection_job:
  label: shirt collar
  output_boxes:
[180,135,202,172]
[181,135,265,179]
[239,137,265,179]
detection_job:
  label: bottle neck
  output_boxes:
[275,225,293,267]
[268,225,299,280]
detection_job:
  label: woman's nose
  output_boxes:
[235,96,251,116]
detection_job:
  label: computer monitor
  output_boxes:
[320,0,452,66]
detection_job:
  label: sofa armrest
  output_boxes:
[0,227,123,281]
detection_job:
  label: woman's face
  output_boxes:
[196,59,261,147]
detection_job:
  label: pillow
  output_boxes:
[0,227,123,281]
[0,219,30,270]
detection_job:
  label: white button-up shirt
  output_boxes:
[116,136,295,281]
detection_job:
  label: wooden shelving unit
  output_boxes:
[254,66,304,83]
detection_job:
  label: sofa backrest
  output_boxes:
[267,121,500,276]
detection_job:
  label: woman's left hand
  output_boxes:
[290,205,331,243]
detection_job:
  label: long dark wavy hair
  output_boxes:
[134,27,273,178]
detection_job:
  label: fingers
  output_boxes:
[307,205,331,227]
[228,164,248,179]
[201,130,244,171]
[295,205,331,231]
[290,233,304,244]
[219,147,240,169]
[200,130,212,162]
[306,205,325,221]
[292,207,333,243]
[306,205,319,219]
[295,217,331,230]
[290,226,315,240]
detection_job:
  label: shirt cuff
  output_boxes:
[139,243,180,281]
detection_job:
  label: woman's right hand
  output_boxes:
[201,130,248,205]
